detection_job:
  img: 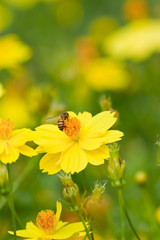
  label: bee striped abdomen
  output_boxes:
[57,119,65,131]
[57,112,69,131]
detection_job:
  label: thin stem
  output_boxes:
[82,233,88,240]
[7,199,23,228]
[7,164,17,240]
[118,189,125,240]
[119,189,141,240]
[77,211,92,240]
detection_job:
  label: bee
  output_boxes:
[57,112,69,131]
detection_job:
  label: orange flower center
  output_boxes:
[0,119,14,139]
[63,117,81,139]
[36,210,57,234]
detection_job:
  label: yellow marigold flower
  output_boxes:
[0,34,32,70]
[0,119,36,164]
[81,58,130,91]
[34,111,123,174]
[104,19,160,61]
[9,201,86,239]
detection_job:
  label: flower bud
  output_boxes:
[108,143,126,188]
[84,183,106,219]
[59,172,81,209]
[0,163,9,196]
[99,96,119,123]
[134,171,147,187]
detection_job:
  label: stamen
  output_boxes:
[0,119,14,139]
[36,210,57,234]
[63,117,81,138]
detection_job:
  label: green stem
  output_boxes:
[119,189,141,240]
[7,199,23,228]
[77,211,92,240]
[118,189,125,240]
[7,164,17,240]
[82,233,88,240]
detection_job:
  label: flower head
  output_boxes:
[34,111,123,174]
[104,19,160,61]
[0,119,36,164]
[9,201,86,239]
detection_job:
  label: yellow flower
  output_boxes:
[0,119,36,164]
[9,201,86,239]
[104,19,160,61]
[0,34,32,70]
[34,111,123,174]
[81,58,130,91]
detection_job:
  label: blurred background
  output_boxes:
[0,0,160,239]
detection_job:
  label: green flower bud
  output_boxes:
[0,163,9,196]
[108,143,126,188]
[59,172,81,209]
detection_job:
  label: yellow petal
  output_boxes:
[56,201,62,223]
[103,130,124,143]
[10,129,33,147]
[85,111,117,135]
[78,112,92,134]
[86,145,109,165]
[17,145,37,157]
[61,143,88,174]
[79,136,105,151]
[56,221,68,231]
[0,140,5,154]
[0,145,19,164]
[8,221,45,238]
[40,153,61,174]
[53,222,85,239]
[34,124,73,153]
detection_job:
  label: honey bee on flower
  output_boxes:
[34,111,124,174]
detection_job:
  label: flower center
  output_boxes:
[0,119,14,139]
[36,210,57,234]
[63,117,81,138]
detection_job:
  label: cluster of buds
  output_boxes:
[0,163,9,196]
[59,172,81,210]
[108,143,126,188]
[99,96,119,122]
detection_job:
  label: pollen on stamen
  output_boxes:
[63,117,81,138]
[36,210,57,234]
[0,119,14,139]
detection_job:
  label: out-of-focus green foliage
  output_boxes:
[0,0,160,239]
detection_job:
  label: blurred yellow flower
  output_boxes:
[0,4,13,32]
[0,34,32,70]
[104,19,160,61]
[81,58,130,91]
[0,119,36,164]
[9,201,86,239]
[0,96,33,128]
[34,111,123,174]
